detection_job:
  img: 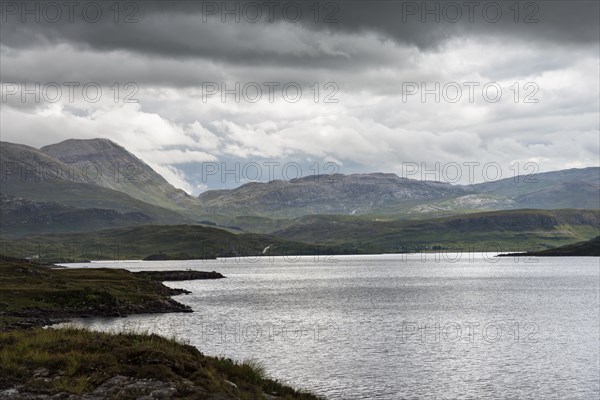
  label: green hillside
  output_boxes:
[0,181,191,227]
[271,209,600,253]
[2,209,597,260]
[0,225,339,262]
[0,194,161,238]
[500,236,600,257]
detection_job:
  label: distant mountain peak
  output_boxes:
[3,138,200,213]
[40,138,134,163]
[48,137,118,145]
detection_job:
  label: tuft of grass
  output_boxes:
[53,376,88,394]
[240,359,268,383]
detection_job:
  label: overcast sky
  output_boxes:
[1,0,598,193]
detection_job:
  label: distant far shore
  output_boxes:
[498,236,599,257]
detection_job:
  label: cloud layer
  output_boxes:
[1,0,598,193]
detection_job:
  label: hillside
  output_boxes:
[40,139,202,212]
[0,141,192,233]
[499,236,600,257]
[0,194,155,238]
[198,173,471,218]
[2,139,599,241]
[470,167,600,209]
[198,168,600,220]
[0,225,340,262]
[270,209,600,253]
[2,210,597,259]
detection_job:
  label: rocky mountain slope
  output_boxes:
[0,142,191,233]
[40,139,200,211]
[198,173,472,218]
[469,167,600,209]
[199,168,599,219]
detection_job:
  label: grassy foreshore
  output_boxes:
[0,256,322,399]
[0,328,321,399]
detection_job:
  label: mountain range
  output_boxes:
[0,138,598,257]
[198,168,600,219]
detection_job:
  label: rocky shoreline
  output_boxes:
[0,257,322,399]
[134,269,225,281]
[0,256,225,331]
[0,296,192,331]
[2,272,225,330]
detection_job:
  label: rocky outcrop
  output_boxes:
[0,374,290,399]
[1,375,198,399]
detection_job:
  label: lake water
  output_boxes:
[60,254,600,399]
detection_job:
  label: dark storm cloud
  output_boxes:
[1,1,598,63]
[326,1,600,47]
[1,0,598,192]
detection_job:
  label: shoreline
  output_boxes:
[0,256,322,399]
[0,256,225,331]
